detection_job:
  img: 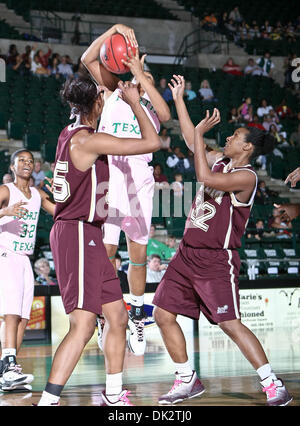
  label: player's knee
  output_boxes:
[218,319,241,337]
[106,307,128,331]
[153,307,175,328]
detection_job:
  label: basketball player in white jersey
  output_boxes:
[0,149,55,391]
[82,24,170,355]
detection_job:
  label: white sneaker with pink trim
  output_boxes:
[262,378,293,406]
[100,390,133,406]
[159,371,205,405]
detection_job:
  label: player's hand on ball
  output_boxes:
[122,47,146,78]
[114,24,138,48]
[118,81,140,106]
[168,75,185,101]
[195,108,221,136]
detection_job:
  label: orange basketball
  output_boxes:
[100,33,137,74]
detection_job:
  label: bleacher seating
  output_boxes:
[5,0,177,21]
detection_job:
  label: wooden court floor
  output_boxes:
[1,326,299,407]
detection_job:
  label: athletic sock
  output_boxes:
[38,382,63,406]
[129,293,144,307]
[38,391,60,406]
[257,363,277,387]
[106,372,123,402]
[1,348,16,361]
[173,360,193,382]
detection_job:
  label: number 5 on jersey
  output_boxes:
[53,161,71,203]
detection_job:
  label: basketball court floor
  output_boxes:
[1,317,299,407]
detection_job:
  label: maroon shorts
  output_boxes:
[50,220,123,315]
[153,241,241,325]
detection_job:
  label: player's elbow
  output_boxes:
[158,109,171,123]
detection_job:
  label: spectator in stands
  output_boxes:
[248,24,261,39]
[224,19,237,40]
[269,123,281,144]
[36,47,52,69]
[170,173,183,197]
[262,114,279,132]
[198,80,216,102]
[147,225,170,259]
[12,54,31,76]
[290,124,300,148]
[2,173,13,184]
[247,115,265,131]
[157,78,172,103]
[165,235,177,259]
[222,57,243,76]
[146,254,167,283]
[276,99,292,119]
[34,258,58,286]
[115,253,128,288]
[256,52,275,78]
[32,159,46,187]
[228,6,243,24]
[153,163,169,188]
[6,44,18,67]
[184,81,197,101]
[48,53,61,78]
[257,99,274,118]
[227,107,239,125]
[247,219,265,240]
[159,127,172,152]
[57,55,74,79]
[166,146,190,174]
[269,207,292,238]
[244,58,263,76]
[31,53,50,76]
[201,12,218,32]
[238,97,253,122]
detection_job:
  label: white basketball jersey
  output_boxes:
[98,89,160,163]
[0,183,41,255]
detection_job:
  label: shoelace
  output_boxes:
[120,391,133,406]
[262,383,277,399]
[6,364,23,374]
[133,318,145,342]
[169,379,183,394]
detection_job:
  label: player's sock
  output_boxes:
[38,383,63,406]
[1,348,16,361]
[106,372,123,402]
[173,360,194,382]
[257,363,277,387]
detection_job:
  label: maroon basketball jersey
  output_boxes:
[183,157,257,249]
[53,124,109,225]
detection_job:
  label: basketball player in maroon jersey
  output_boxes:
[36,75,160,406]
[152,75,292,406]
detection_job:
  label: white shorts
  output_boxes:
[0,247,34,320]
[103,159,154,246]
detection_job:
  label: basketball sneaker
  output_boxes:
[128,307,147,356]
[262,378,293,406]
[159,371,205,405]
[96,315,105,352]
[100,390,133,406]
[1,356,34,391]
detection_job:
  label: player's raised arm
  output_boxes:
[122,48,171,123]
[169,75,222,167]
[194,109,256,194]
[81,24,137,90]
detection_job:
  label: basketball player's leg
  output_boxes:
[38,309,96,405]
[100,299,129,403]
[153,307,188,363]
[104,243,118,272]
